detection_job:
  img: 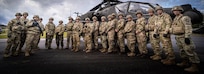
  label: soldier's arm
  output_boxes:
[45,24,49,33]
[7,20,14,37]
[59,25,65,35]
[118,19,125,31]
[95,22,99,31]
[26,20,34,27]
[182,16,192,38]
[164,15,172,34]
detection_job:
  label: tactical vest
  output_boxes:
[172,15,185,35]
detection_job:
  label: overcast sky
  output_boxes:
[0,0,203,25]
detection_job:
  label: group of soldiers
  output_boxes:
[3,6,200,72]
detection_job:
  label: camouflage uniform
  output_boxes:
[99,16,108,53]
[92,16,99,49]
[146,8,161,60]
[112,13,118,51]
[115,13,125,53]
[170,6,200,72]
[55,20,65,49]
[106,15,116,53]
[83,18,94,53]
[124,15,136,57]
[135,11,148,56]
[45,17,55,49]
[18,12,29,53]
[33,21,44,50]
[72,17,83,52]
[4,13,23,57]
[155,6,175,65]
[65,17,74,50]
[24,15,42,56]
[35,18,44,50]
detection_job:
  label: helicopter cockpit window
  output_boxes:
[128,3,152,15]
[115,2,128,14]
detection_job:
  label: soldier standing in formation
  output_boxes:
[115,13,125,54]
[106,15,116,53]
[72,17,83,52]
[17,12,29,54]
[99,16,108,53]
[3,13,23,57]
[45,17,55,49]
[146,8,161,60]
[155,6,175,65]
[24,15,43,56]
[135,11,148,57]
[92,16,99,50]
[55,20,65,50]
[83,18,94,53]
[35,18,44,50]
[170,6,200,72]
[124,15,136,57]
[65,17,74,50]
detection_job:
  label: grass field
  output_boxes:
[0,29,68,39]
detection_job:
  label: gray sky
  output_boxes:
[0,0,203,25]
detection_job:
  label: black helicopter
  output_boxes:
[80,0,203,25]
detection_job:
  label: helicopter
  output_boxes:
[80,0,203,25]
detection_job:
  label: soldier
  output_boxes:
[17,12,29,54]
[92,16,99,50]
[112,13,118,52]
[72,17,83,52]
[32,17,44,51]
[106,15,116,53]
[146,8,161,60]
[65,17,74,50]
[115,13,125,54]
[3,13,23,57]
[154,6,175,65]
[55,20,65,50]
[170,6,200,72]
[124,15,136,57]
[99,16,108,53]
[135,11,148,57]
[24,15,42,56]
[83,18,94,53]
[35,18,44,50]
[45,17,55,49]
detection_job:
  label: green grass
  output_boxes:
[0,29,68,39]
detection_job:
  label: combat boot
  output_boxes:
[162,59,175,65]
[61,47,64,50]
[127,52,135,57]
[150,55,157,59]
[86,49,91,53]
[184,64,199,72]
[151,55,161,61]
[25,52,30,57]
[3,53,10,58]
[101,49,107,53]
[99,48,104,52]
[177,60,189,67]
[56,46,59,50]
[74,49,79,52]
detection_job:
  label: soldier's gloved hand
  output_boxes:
[32,21,38,26]
[185,38,190,45]
[163,34,168,37]
[24,21,27,24]
[153,34,159,38]
[17,22,21,25]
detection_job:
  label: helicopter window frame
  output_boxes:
[115,2,129,14]
[128,2,153,15]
